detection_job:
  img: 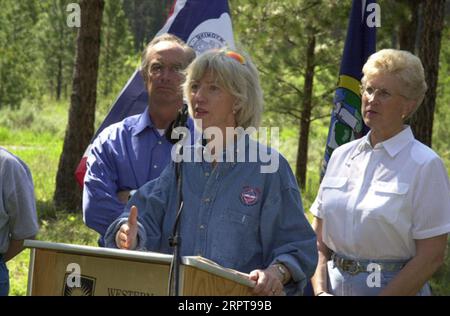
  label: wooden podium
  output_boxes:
[24,240,255,296]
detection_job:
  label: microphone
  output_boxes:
[165,104,189,145]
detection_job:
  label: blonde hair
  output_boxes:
[141,34,195,86]
[183,48,263,129]
[362,49,427,116]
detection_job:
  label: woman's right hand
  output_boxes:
[115,205,138,250]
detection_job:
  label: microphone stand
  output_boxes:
[168,162,183,296]
[167,104,188,296]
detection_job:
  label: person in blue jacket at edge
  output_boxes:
[83,34,196,246]
[104,48,318,296]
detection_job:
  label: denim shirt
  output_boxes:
[105,138,317,295]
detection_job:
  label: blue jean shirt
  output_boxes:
[105,138,317,295]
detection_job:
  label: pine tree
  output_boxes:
[54,0,104,211]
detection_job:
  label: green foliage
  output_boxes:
[98,0,136,97]
[0,0,78,107]
[0,97,67,218]
[0,1,40,108]
[433,26,450,171]
[122,0,171,52]
[8,250,31,296]
[0,0,141,109]
[38,213,98,246]
[35,0,77,100]
[230,0,349,127]
[0,99,66,137]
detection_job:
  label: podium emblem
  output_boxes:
[62,273,96,296]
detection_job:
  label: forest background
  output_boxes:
[0,0,449,295]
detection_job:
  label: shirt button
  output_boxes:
[204,172,210,177]
[200,225,205,229]
[153,165,158,169]
[203,197,210,203]
[158,141,162,145]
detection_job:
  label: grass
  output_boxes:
[8,214,98,296]
[1,96,450,296]
[0,97,99,295]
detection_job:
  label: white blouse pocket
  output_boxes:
[320,177,348,216]
[322,177,348,189]
[360,181,409,223]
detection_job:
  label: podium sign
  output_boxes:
[24,240,254,296]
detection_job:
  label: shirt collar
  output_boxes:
[379,125,415,157]
[353,125,414,158]
[132,107,154,136]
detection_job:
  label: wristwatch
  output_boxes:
[274,263,288,284]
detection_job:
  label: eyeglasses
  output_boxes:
[360,85,407,101]
[149,62,183,76]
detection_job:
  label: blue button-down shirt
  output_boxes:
[83,107,192,244]
[105,138,317,295]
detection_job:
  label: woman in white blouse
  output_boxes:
[311,49,450,296]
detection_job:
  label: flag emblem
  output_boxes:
[188,32,226,53]
[240,186,261,206]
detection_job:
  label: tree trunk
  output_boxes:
[54,0,104,212]
[410,0,445,147]
[295,34,315,190]
[398,0,421,53]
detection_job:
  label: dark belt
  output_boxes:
[331,253,408,275]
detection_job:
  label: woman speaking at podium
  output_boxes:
[105,48,317,296]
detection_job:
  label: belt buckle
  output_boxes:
[346,261,362,275]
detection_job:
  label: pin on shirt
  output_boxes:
[240,186,261,206]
